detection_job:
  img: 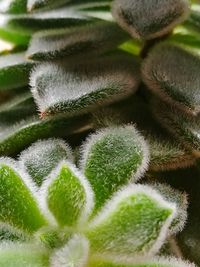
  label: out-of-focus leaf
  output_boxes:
[0,52,34,91]
[27,21,128,61]
[112,0,189,40]
[142,42,200,116]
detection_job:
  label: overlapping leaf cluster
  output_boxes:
[0,0,199,266]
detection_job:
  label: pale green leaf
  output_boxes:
[19,138,73,187]
[0,243,49,267]
[0,158,47,233]
[80,125,149,213]
[86,184,176,256]
[50,235,89,267]
[112,0,189,40]
[42,162,93,227]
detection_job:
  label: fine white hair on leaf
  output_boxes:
[30,55,140,116]
[0,222,30,242]
[39,160,94,228]
[112,0,190,40]
[149,183,188,234]
[89,254,196,267]
[27,21,128,61]
[142,42,200,116]
[87,184,176,256]
[18,138,73,187]
[27,0,71,12]
[79,124,150,214]
[50,234,89,267]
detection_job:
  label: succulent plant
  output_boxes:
[0,0,199,266]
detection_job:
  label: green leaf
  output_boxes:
[88,256,195,267]
[27,0,71,12]
[30,54,140,117]
[152,183,188,234]
[148,135,195,171]
[50,235,89,267]
[0,8,93,35]
[0,113,91,156]
[19,138,73,187]
[0,92,36,127]
[0,52,34,91]
[86,184,176,256]
[0,0,27,14]
[0,224,28,242]
[142,43,200,116]
[0,27,30,46]
[80,125,149,213]
[42,162,93,227]
[27,21,128,61]
[0,159,47,233]
[152,99,200,158]
[112,0,189,40]
[0,243,49,267]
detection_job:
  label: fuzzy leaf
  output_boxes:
[0,93,36,127]
[0,0,27,14]
[41,162,93,227]
[0,159,47,233]
[19,138,73,187]
[0,52,34,91]
[143,43,200,116]
[81,125,149,213]
[112,0,189,40]
[86,184,176,256]
[88,256,195,267]
[50,234,89,267]
[27,21,128,61]
[27,0,71,12]
[0,243,49,267]
[0,113,91,156]
[0,8,92,35]
[152,183,188,234]
[30,54,140,117]
[0,224,28,242]
[152,99,200,157]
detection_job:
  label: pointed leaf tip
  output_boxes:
[41,161,94,227]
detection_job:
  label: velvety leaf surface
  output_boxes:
[19,139,73,187]
[112,0,189,40]
[27,0,71,12]
[0,52,34,91]
[0,92,36,127]
[86,185,176,256]
[152,183,188,234]
[0,159,47,233]
[0,8,93,34]
[27,21,128,61]
[30,54,140,117]
[152,99,200,157]
[43,162,93,227]
[143,43,200,116]
[50,235,89,267]
[0,243,49,267]
[81,125,149,213]
[0,113,91,156]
